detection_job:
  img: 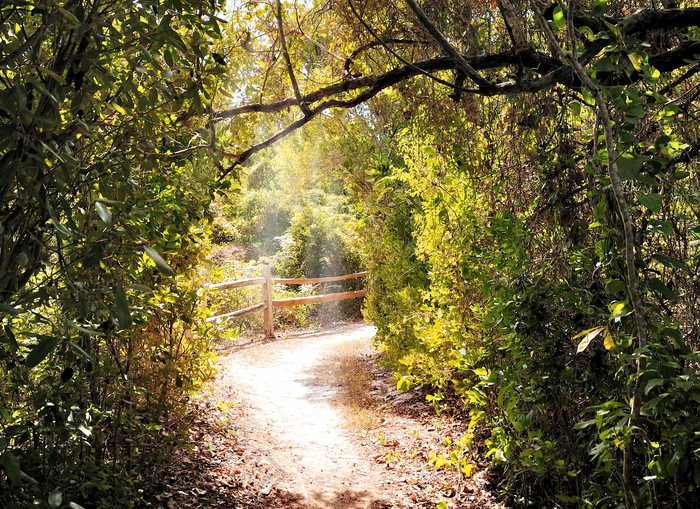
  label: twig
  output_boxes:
[275,0,309,115]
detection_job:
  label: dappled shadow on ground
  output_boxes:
[212,321,354,355]
[149,323,502,508]
[249,488,393,509]
[307,344,502,508]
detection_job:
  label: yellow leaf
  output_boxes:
[113,103,128,115]
[603,331,614,350]
[575,327,605,353]
[628,52,644,71]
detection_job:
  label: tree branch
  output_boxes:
[275,0,309,115]
[496,0,530,53]
[211,5,700,178]
[342,38,420,76]
[154,144,240,160]
[534,3,650,506]
[404,0,494,89]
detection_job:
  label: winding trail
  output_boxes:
[162,322,501,508]
[219,323,391,508]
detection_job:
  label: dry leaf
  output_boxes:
[575,327,605,353]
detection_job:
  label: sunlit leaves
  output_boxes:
[95,202,113,227]
[0,0,226,505]
[608,301,633,322]
[397,378,411,392]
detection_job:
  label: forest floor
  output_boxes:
[154,322,504,508]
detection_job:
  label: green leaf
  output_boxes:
[67,341,93,361]
[623,103,645,118]
[70,503,87,509]
[637,193,662,212]
[114,287,132,329]
[605,279,625,294]
[48,489,63,509]
[397,378,410,392]
[164,48,174,67]
[127,284,153,293]
[652,253,685,270]
[69,321,104,336]
[579,26,595,41]
[26,76,58,106]
[627,52,644,72]
[16,252,28,267]
[660,328,691,354]
[571,100,581,117]
[608,301,632,321]
[144,246,174,276]
[595,57,617,72]
[573,419,597,430]
[590,441,609,456]
[647,220,673,235]
[648,278,679,301]
[46,201,71,237]
[95,201,113,227]
[0,303,22,316]
[592,0,607,16]
[603,21,622,41]
[26,335,59,369]
[617,155,643,180]
[644,378,664,395]
[552,7,565,30]
[1,451,21,485]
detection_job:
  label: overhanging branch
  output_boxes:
[208,6,700,175]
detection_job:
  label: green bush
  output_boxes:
[356,104,700,506]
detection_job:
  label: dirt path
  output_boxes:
[221,324,389,507]
[155,323,501,508]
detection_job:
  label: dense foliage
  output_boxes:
[3,0,700,507]
[0,0,228,506]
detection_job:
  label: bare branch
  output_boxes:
[403,0,494,89]
[346,0,480,94]
[275,0,309,115]
[154,144,240,160]
[211,5,700,174]
[496,0,530,53]
[342,38,420,76]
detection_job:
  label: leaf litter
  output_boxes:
[152,322,504,508]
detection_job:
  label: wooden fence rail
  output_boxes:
[202,265,367,337]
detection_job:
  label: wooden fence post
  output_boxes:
[262,265,275,338]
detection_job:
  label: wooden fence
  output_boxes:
[202,265,367,338]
